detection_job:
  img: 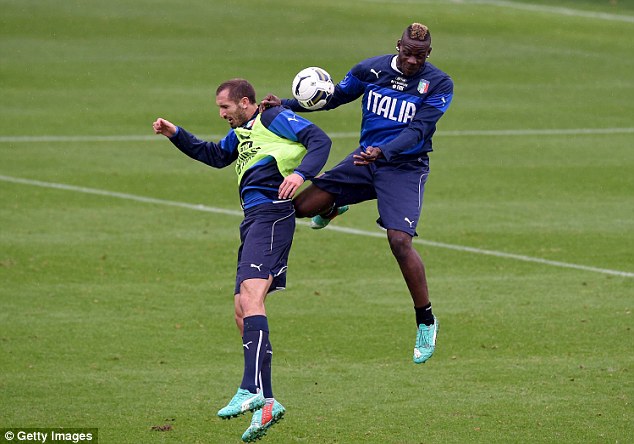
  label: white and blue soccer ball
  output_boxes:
[291,67,335,110]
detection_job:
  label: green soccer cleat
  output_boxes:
[310,205,349,229]
[217,388,265,419]
[241,399,286,442]
[413,316,438,364]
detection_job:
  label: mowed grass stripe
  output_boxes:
[2,173,632,278]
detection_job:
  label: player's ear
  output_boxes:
[427,47,433,58]
[396,39,401,52]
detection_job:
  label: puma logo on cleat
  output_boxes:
[250,263,263,271]
[404,217,415,228]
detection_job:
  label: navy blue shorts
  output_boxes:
[312,147,430,236]
[234,200,296,295]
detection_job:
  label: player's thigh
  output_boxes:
[312,147,377,205]
[235,203,295,292]
[375,160,430,236]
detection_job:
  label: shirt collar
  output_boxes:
[391,55,402,74]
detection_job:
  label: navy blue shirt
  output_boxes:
[169,105,331,209]
[283,55,453,163]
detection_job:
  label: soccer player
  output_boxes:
[153,78,331,442]
[262,23,453,364]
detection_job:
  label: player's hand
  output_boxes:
[278,173,304,200]
[259,94,282,112]
[353,146,383,165]
[152,118,177,137]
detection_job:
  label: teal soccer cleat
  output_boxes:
[217,388,265,419]
[310,205,349,229]
[413,316,438,364]
[241,399,286,442]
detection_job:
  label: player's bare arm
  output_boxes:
[353,146,383,165]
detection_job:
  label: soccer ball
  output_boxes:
[291,67,335,110]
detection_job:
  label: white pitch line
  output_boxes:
[0,135,165,143]
[358,0,634,24]
[1,174,632,278]
[464,0,634,24]
[1,128,633,144]
[0,174,243,218]
[441,128,634,136]
[330,225,634,278]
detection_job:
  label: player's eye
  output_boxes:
[406,52,425,60]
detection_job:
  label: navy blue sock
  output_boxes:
[240,315,269,394]
[260,339,274,399]
[415,303,434,326]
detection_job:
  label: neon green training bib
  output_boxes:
[232,114,306,184]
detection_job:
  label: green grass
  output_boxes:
[1,0,633,443]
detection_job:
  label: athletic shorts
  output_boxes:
[311,147,430,236]
[234,200,296,295]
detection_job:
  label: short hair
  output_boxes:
[216,79,256,104]
[405,22,431,43]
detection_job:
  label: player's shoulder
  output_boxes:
[422,62,452,83]
[351,54,393,78]
[259,105,287,126]
[261,105,313,130]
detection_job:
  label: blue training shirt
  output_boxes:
[283,55,453,163]
[168,105,331,209]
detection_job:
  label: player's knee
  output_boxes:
[388,231,413,260]
[292,196,312,218]
[238,284,267,317]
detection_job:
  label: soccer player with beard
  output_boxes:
[153,78,331,441]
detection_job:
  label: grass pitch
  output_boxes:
[1,1,633,443]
